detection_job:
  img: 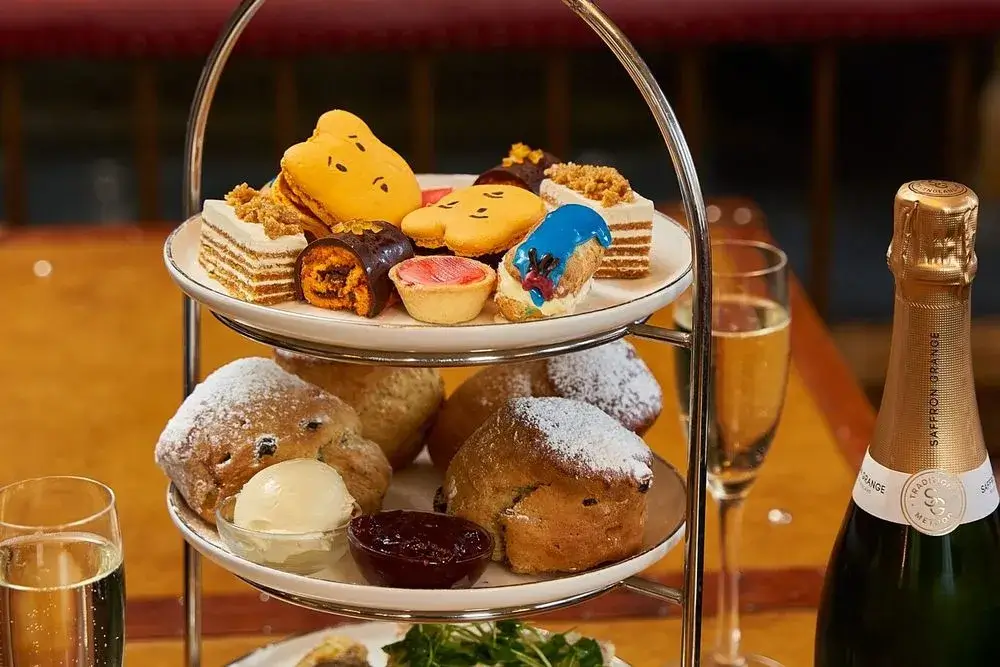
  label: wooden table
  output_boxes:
[0,199,873,666]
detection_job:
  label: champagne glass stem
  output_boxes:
[714,495,747,666]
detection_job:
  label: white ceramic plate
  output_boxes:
[163,174,692,354]
[168,454,686,616]
[226,621,630,666]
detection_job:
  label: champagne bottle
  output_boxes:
[815,180,1000,667]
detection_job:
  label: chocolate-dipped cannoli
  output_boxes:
[473,143,560,194]
[295,220,414,317]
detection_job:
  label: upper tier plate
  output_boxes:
[167,454,686,621]
[164,174,693,355]
[226,621,630,666]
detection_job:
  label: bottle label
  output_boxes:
[853,450,999,536]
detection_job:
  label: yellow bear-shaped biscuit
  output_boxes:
[401,185,546,257]
[280,110,421,227]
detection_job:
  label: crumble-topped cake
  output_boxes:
[197,184,307,305]
[540,163,654,279]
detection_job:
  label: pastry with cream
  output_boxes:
[389,255,496,324]
[541,163,654,279]
[154,357,391,523]
[494,203,611,321]
[197,184,307,305]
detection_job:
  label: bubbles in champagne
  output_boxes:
[674,294,791,499]
[0,533,125,667]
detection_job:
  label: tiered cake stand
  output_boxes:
[167,0,714,665]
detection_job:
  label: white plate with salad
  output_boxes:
[227,620,630,666]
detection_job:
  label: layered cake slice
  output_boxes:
[198,184,307,305]
[540,163,653,279]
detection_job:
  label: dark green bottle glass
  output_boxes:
[815,181,1000,667]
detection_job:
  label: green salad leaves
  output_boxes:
[382,622,609,667]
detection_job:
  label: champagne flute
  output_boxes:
[0,477,125,667]
[673,240,791,667]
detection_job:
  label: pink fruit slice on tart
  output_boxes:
[421,187,453,207]
[389,256,497,325]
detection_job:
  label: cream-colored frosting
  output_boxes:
[202,199,307,255]
[539,179,653,225]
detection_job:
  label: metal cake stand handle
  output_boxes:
[181,1,713,665]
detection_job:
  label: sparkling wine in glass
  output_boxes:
[672,240,791,667]
[0,476,125,667]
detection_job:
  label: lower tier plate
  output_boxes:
[163,174,693,356]
[168,455,686,621]
[226,621,631,666]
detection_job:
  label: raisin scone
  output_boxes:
[154,357,391,523]
[427,340,661,471]
[443,396,653,574]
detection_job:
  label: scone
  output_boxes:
[274,349,444,469]
[400,184,545,257]
[154,357,392,522]
[494,204,610,321]
[294,635,369,667]
[444,397,653,574]
[427,340,661,471]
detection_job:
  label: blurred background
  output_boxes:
[3,0,1000,416]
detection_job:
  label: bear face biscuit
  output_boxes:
[400,184,545,257]
[281,110,421,228]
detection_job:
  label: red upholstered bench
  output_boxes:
[3,0,1000,57]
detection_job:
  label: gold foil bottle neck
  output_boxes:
[888,180,979,284]
[870,180,986,476]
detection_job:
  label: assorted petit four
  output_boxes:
[154,357,391,522]
[495,203,611,321]
[541,163,654,278]
[348,509,493,589]
[443,396,653,574]
[193,110,669,323]
[295,220,414,317]
[273,350,444,470]
[427,339,662,470]
[279,110,422,229]
[400,184,546,257]
[389,255,497,324]
[474,142,562,193]
[198,185,308,305]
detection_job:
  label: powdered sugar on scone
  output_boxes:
[157,358,316,454]
[546,341,662,428]
[508,396,652,480]
[154,357,327,502]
